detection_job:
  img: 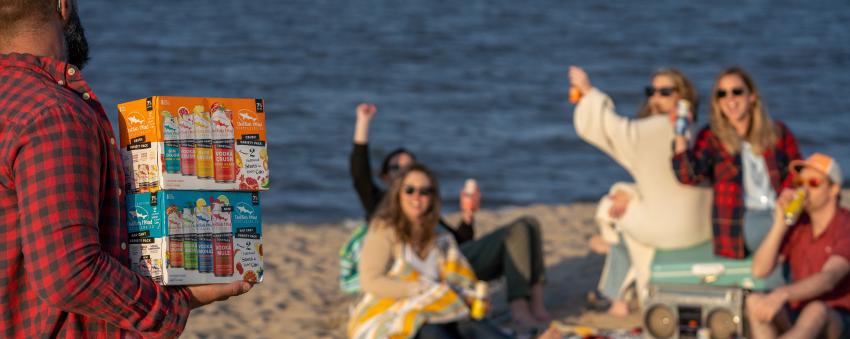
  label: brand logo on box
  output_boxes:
[235,109,262,128]
[129,206,154,226]
[126,111,154,133]
[235,202,258,221]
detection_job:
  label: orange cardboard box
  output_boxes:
[118,96,269,192]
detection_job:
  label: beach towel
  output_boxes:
[340,223,369,294]
[347,235,477,339]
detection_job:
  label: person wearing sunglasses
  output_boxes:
[350,103,550,327]
[569,66,712,316]
[349,164,511,339]
[673,67,802,261]
[746,153,850,339]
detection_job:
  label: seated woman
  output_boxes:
[350,103,549,326]
[348,164,511,339]
[570,66,713,315]
[672,67,802,289]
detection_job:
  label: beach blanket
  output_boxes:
[347,235,477,339]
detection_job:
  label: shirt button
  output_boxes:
[121,242,127,250]
[67,67,76,76]
[110,137,116,145]
[82,92,91,100]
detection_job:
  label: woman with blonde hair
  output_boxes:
[570,66,712,315]
[673,67,802,261]
[348,164,510,338]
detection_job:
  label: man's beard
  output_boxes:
[64,9,90,70]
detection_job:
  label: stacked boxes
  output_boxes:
[118,96,267,285]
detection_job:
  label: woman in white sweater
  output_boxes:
[569,66,712,315]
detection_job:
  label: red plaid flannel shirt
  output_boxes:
[1,53,191,338]
[672,122,801,259]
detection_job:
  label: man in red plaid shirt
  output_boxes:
[0,1,253,337]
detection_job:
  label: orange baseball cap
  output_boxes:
[790,153,842,186]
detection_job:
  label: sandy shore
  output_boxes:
[182,191,850,338]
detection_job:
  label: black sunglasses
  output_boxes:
[716,87,746,98]
[645,86,676,97]
[403,185,434,196]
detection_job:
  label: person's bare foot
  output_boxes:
[531,305,552,323]
[589,235,610,254]
[607,300,630,317]
[510,299,539,327]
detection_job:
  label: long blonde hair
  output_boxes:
[372,164,442,248]
[636,68,699,120]
[709,67,777,155]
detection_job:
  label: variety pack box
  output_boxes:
[127,190,264,285]
[118,96,269,192]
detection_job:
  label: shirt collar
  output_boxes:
[0,52,98,102]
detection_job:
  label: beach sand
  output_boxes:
[182,190,850,338]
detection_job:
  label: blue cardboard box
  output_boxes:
[127,190,263,285]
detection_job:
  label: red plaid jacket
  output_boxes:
[1,53,191,338]
[672,122,801,259]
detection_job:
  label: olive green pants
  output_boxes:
[460,216,545,301]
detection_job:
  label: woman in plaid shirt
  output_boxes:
[672,67,802,261]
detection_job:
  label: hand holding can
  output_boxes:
[675,99,691,136]
[784,189,807,226]
[567,66,591,104]
[460,179,480,212]
[470,281,489,320]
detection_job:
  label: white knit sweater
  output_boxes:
[574,88,712,249]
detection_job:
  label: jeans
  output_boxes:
[599,233,630,300]
[744,209,786,289]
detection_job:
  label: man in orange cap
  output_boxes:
[747,153,850,338]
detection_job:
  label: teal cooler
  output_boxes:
[650,241,767,291]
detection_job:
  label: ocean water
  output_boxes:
[79,1,850,223]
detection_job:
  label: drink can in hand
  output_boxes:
[470,281,488,320]
[676,99,690,136]
[460,179,480,212]
[569,87,582,104]
[784,189,807,226]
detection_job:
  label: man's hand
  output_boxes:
[187,281,253,309]
[772,188,797,226]
[356,103,377,122]
[748,291,788,322]
[607,190,631,219]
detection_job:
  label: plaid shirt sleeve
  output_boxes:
[672,127,716,186]
[776,121,802,189]
[14,104,192,337]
